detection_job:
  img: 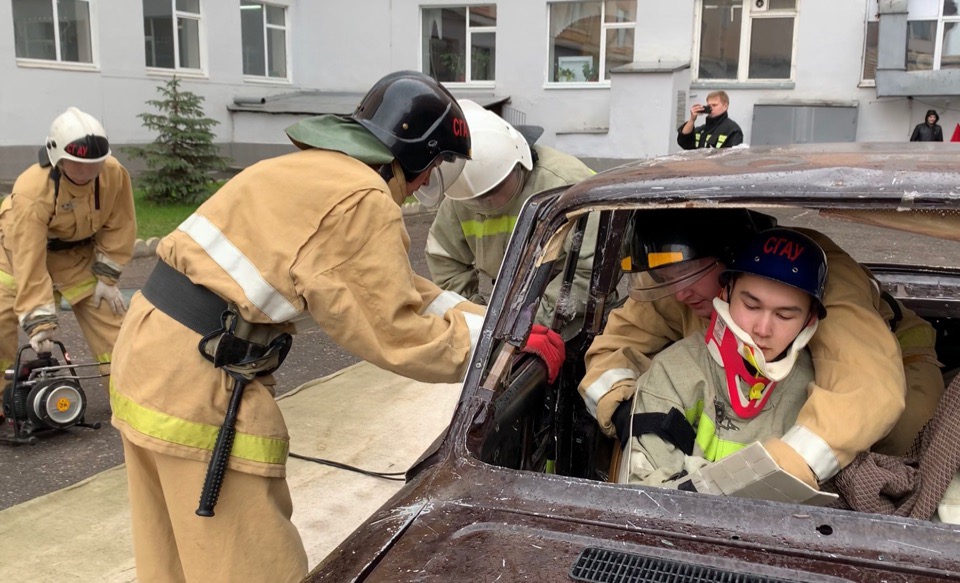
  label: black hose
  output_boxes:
[287,452,406,481]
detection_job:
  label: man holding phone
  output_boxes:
[678,90,744,150]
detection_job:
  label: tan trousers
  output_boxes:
[121,436,307,583]
[0,279,120,386]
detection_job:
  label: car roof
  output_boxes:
[557,142,960,211]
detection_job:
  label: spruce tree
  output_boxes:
[126,76,230,204]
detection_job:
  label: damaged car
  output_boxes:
[306,142,960,582]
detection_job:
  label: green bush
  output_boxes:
[125,76,230,205]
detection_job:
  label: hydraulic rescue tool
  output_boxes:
[1,342,103,445]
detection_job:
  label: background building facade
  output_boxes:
[0,0,954,181]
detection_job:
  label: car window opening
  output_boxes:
[475,202,960,526]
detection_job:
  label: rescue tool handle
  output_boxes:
[196,376,246,517]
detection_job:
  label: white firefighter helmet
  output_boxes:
[443,100,533,203]
[46,107,111,167]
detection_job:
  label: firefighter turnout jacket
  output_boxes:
[581,228,942,488]
[0,158,135,367]
[619,332,814,486]
[425,145,596,324]
[110,147,484,478]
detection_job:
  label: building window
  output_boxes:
[143,0,202,71]
[422,6,496,83]
[907,0,960,71]
[548,1,636,84]
[862,0,878,83]
[12,0,93,63]
[240,1,287,78]
[695,0,798,82]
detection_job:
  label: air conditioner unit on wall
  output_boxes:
[751,0,769,12]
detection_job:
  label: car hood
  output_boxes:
[306,458,960,582]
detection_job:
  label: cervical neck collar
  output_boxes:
[705,297,818,419]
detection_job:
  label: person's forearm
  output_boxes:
[680,118,696,135]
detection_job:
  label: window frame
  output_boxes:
[546,0,638,88]
[143,0,207,76]
[692,0,800,83]
[907,0,960,71]
[13,0,99,71]
[861,0,879,86]
[240,0,291,83]
[420,4,497,87]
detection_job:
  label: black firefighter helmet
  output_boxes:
[352,71,471,179]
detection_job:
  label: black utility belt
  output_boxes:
[47,237,93,252]
[141,260,293,376]
[141,259,228,337]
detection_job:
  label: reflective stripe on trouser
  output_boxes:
[121,435,307,583]
[110,378,290,466]
[0,271,17,373]
[0,271,121,386]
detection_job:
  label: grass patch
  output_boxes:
[134,181,222,239]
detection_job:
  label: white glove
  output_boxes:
[30,327,57,354]
[93,280,127,315]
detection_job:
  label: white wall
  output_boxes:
[0,0,949,181]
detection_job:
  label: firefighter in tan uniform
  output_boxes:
[617,227,827,488]
[424,100,597,325]
[0,107,134,378]
[581,209,943,490]
[110,71,564,583]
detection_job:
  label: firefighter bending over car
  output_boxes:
[109,71,564,583]
[581,209,943,490]
[0,107,135,380]
[424,99,598,325]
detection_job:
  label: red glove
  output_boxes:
[521,324,565,383]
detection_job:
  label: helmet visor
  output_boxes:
[626,257,719,302]
[460,165,525,213]
[62,134,110,162]
[413,155,466,208]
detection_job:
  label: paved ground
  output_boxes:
[0,211,438,510]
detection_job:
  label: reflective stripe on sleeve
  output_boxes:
[95,251,124,275]
[425,231,455,260]
[461,311,483,362]
[583,368,637,418]
[178,214,300,323]
[423,290,483,363]
[19,303,58,328]
[781,425,841,482]
[422,289,469,317]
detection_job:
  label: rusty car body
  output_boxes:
[306,143,960,582]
